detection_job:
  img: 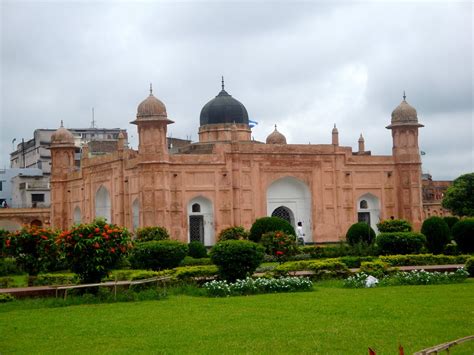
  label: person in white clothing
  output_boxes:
[296,221,305,245]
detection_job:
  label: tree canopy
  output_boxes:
[441,173,474,216]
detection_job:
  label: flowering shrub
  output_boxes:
[344,268,469,288]
[4,226,58,275]
[260,230,298,263]
[249,217,295,243]
[204,276,313,297]
[217,226,249,241]
[56,218,133,284]
[135,226,170,242]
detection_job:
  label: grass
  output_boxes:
[1,280,473,354]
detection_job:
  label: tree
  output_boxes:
[442,173,474,216]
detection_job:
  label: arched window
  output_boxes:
[360,200,368,209]
[271,206,294,225]
[73,206,81,224]
[188,197,214,245]
[192,203,201,213]
[95,185,111,222]
[132,198,139,231]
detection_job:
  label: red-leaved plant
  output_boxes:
[260,230,298,263]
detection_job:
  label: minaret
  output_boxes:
[358,133,365,153]
[131,84,174,161]
[332,124,339,146]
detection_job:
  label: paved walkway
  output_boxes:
[0,264,466,298]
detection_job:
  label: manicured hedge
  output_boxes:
[465,257,474,277]
[187,241,207,259]
[174,265,218,281]
[180,256,212,266]
[33,273,78,286]
[273,259,350,279]
[376,232,426,255]
[346,222,376,245]
[452,218,474,253]
[129,240,188,271]
[249,217,295,243]
[359,261,391,278]
[421,217,451,254]
[376,219,412,233]
[379,254,471,267]
[135,226,170,242]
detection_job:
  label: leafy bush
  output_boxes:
[337,256,376,268]
[33,273,78,286]
[443,216,460,230]
[376,219,412,233]
[273,259,350,280]
[249,217,295,243]
[57,218,133,284]
[465,257,474,277]
[0,229,10,257]
[345,222,376,246]
[180,256,212,266]
[379,253,470,266]
[359,261,391,278]
[4,226,59,276]
[135,226,170,242]
[421,217,451,254]
[0,257,22,276]
[0,277,14,288]
[187,241,207,259]
[376,232,426,255]
[109,269,162,281]
[204,277,313,297]
[301,243,378,258]
[0,293,15,303]
[452,218,474,253]
[443,243,459,255]
[441,172,474,216]
[217,226,249,241]
[260,231,298,263]
[129,240,188,271]
[210,240,265,282]
[174,265,218,281]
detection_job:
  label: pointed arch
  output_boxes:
[266,176,312,242]
[132,198,140,231]
[187,196,214,246]
[95,185,111,222]
[73,206,81,224]
[357,193,380,233]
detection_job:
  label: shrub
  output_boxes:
[180,256,212,266]
[465,257,474,277]
[217,226,249,241]
[421,217,451,254]
[135,226,170,242]
[249,217,295,243]
[452,218,474,253]
[273,259,350,280]
[381,268,468,286]
[57,218,133,284]
[376,232,426,255]
[260,231,298,263]
[5,226,59,276]
[359,261,391,278]
[379,254,470,266]
[210,240,265,282]
[0,293,15,303]
[443,243,459,255]
[0,257,22,276]
[376,219,412,233]
[109,269,162,281]
[187,241,207,259]
[345,222,376,246]
[0,277,14,288]
[129,240,188,271]
[338,256,376,268]
[33,273,78,286]
[174,265,218,281]
[443,216,460,230]
[0,229,10,257]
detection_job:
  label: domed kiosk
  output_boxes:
[266,125,287,144]
[198,77,252,142]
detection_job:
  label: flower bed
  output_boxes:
[204,277,313,297]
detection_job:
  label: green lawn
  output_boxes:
[1,281,473,354]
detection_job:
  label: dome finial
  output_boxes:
[221,76,225,91]
[403,90,406,101]
[60,120,64,128]
[150,83,153,96]
[274,124,277,130]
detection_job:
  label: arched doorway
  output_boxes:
[267,177,312,242]
[30,219,42,227]
[73,206,81,224]
[187,196,214,246]
[132,198,140,232]
[95,185,111,222]
[357,193,380,233]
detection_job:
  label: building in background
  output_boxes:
[0,168,45,208]
[422,173,452,218]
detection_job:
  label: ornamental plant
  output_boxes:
[217,226,249,241]
[0,228,10,257]
[452,218,474,253]
[56,218,133,284]
[260,230,298,263]
[129,240,188,271]
[346,222,376,245]
[187,241,207,259]
[376,232,426,255]
[376,219,412,233]
[4,226,58,276]
[249,217,296,243]
[421,217,451,254]
[135,226,170,242]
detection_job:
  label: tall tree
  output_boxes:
[442,173,474,216]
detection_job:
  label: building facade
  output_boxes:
[422,174,452,218]
[50,85,425,245]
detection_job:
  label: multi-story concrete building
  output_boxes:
[0,168,45,208]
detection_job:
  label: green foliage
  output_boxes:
[300,243,378,259]
[421,217,451,254]
[217,226,249,241]
[0,228,10,257]
[4,226,59,276]
[0,293,15,303]
[135,226,170,242]
[337,256,376,268]
[465,257,474,277]
[249,217,295,243]
[452,218,474,253]
[376,232,426,255]
[129,240,188,271]
[260,230,298,263]
[210,240,265,282]
[0,257,22,276]
[443,243,459,255]
[180,256,212,266]
[273,259,350,280]
[379,253,470,266]
[345,222,376,246]
[174,265,218,281]
[376,219,412,233]
[443,216,460,230]
[187,241,207,259]
[57,219,133,283]
[109,269,163,281]
[359,261,391,278]
[0,276,14,288]
[33,273,78,286]
[441,173,474,216]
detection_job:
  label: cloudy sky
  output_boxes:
[1,0,472,180]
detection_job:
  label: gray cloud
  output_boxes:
[1,1,472,180]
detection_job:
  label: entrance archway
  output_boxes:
[95,185,111,222]
[187,196,214,246]
[267,177,312,242]
[73,206,81,224]
[357,193,380,233]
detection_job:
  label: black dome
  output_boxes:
[200,89,249,126]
